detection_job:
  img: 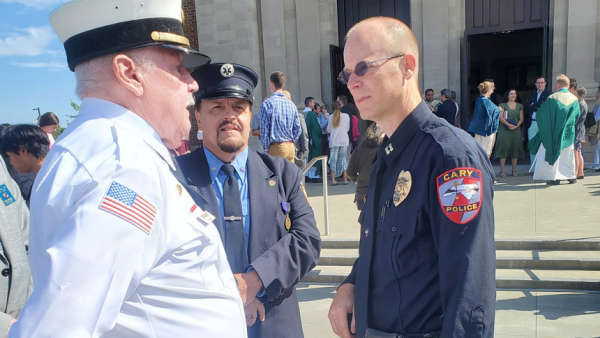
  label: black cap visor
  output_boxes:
[196,86,254,104]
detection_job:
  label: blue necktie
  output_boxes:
[221,164,248,273]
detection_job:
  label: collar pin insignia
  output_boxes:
[385,144,394,155]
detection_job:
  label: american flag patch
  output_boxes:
[99,181,157,235]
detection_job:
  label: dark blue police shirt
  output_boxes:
[343,101,496,338]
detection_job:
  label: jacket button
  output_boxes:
[1,268,9,277]
[364,229,369,237]
[391,227,397,232]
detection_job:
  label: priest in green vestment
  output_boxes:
[529,74,580,184]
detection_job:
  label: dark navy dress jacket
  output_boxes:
[344,102,496,338]
[176,147,321,338]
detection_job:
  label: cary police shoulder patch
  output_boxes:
[0,184,16,206]
[436,167,482,224]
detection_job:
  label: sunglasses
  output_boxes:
[338,54,405,85]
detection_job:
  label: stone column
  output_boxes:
[421,1,449,98]
[260,0,288,84]
[295,0,322,103]
[195,0,265,150]
[565,0,599,96]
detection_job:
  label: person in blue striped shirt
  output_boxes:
[259,71,302,162]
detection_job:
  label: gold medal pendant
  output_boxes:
[393,170,412,206]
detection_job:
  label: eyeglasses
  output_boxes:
[338,54,405,85]
[535,81,546,84]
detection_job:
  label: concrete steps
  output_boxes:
[304,239,600,291]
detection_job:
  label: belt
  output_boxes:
[270,141,293,145]
[364,328,441,338]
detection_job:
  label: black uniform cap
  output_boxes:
[192,63,259,104]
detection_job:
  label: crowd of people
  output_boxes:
[462,75,589,185]
[251,77,363,188]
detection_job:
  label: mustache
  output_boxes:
[218,120,243,132]
[185,95,196,109]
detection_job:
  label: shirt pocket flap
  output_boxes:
[378,206,418,237]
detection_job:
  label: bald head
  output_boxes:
[346,17,419,62]
[342,17,422,137]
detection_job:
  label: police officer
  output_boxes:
[328,17,496,338]
[9,1,247,337]
[176,63,321,338]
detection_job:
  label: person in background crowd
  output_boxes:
[0,125,50,207]
[37,112,59,149]
[336,95,352,154]
[530,74,580,185]
[304,97,322,182]
[0,124,34,201]
[451,90,460,127]
[177,62,321,338]
[347,123,383,210]
[569,78,578,96]
[351,110,360,151]
[574,87,588,179]
[259,72,302,162]
[170,134,190,156]
[588,88,600,170]
[524,76,552,176]
[0,160,32,337]
[436,89,458,126]
[496,89,524,177]
[291,94,309,172]
[327,101,350,185]
[9,1,247,336]
[424,88,439,112]
[467,81,500,158]
[319,103,330,161]
[328,16,495,338]
[252,98,269,142]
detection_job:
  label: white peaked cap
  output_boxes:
[49,0,211,71]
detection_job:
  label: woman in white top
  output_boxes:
[327,101,350,185]
[38,112,60,149]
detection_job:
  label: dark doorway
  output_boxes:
[332,0,411,104]
[467,28,545,113]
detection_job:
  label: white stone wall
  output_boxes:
[411,0,465,101]
[552,0,599,103]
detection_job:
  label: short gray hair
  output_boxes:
[74,48,158,99]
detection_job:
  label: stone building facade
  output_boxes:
[183,0,600,147]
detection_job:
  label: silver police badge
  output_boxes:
[393,170,412,206]
[220,63,234,78]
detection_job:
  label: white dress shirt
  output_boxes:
[9,98,247,338]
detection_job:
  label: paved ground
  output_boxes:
[298,161,600,338]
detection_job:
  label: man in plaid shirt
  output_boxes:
[259,71,301,162]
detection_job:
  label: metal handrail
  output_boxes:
[301,155,330,235]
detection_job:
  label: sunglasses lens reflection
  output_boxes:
[355,61,369,76]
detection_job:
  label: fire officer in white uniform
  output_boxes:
[8,1,247,337]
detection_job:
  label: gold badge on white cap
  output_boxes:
[221,63,234,78]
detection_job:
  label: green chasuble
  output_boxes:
[305,110,322,167]
[528,88,580,166]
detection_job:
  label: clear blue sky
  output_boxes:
[0,0,77,126]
